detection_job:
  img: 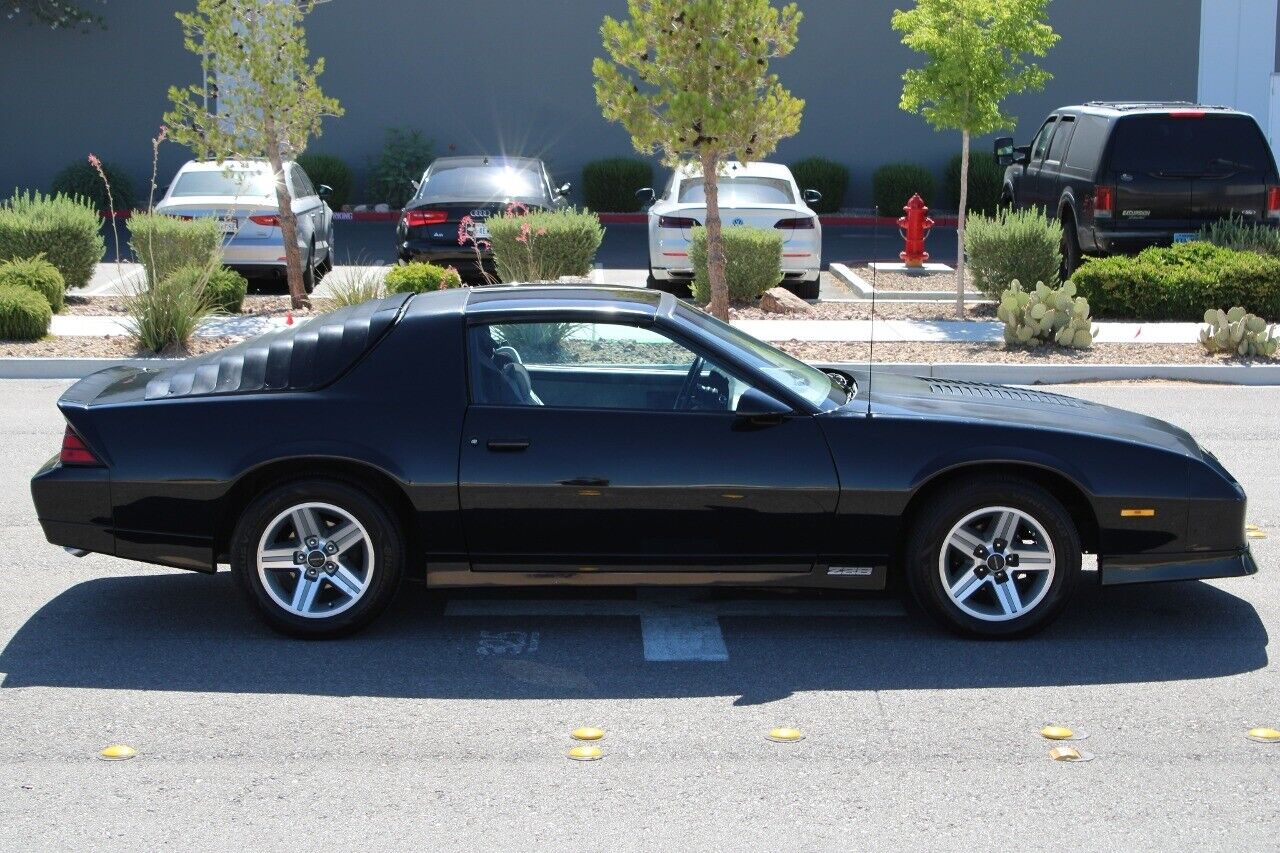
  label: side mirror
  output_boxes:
[735,387,790,423]
[803,188,823,206]
[410,178,422,191]
[317,184,333,199]
[994,136,1016,167]
[635,187,656,205]
[556,182,572,197]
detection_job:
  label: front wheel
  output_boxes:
[905,476,1080,638]
[231,479,404,638]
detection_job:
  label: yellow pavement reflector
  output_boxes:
[767,727,805,743]
[571,727,605,742]
[1246,727,1280,743]
[1040,725,1087,741]
[1049,746,1094,763]
[567,745,603,761]
[98,744,137,761]
[1246,524,1267,540]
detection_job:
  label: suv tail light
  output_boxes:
[1267,187,1280,220]
[405,209,448,228]
[775,217,816,229]
[658,215,700,228]
[60,426,103,467]
[1093,186,1115,219]
[248,214,280,227]
[1168,110,1206,119]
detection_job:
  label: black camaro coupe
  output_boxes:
[32,286,1256,638]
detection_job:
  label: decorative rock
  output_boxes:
[373,203,391,213]
[759,287,815,315]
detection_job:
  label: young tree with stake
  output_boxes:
[593,0,804,320]
[165,0,343,309]
[892,0,1057,317]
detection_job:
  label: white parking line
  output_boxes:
[444,591,906,662]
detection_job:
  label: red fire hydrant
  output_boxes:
[898,193,935,269]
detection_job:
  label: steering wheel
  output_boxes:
[673,356,705,411]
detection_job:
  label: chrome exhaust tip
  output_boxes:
[63,547,90,558]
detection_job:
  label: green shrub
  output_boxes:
[124,266,213,354]
[322,265,385,307]
[966,208,1062,297]
[50,158,137,213]
[296,153,354,210]
[0,255,65,312]
[1199,215,1280,257]
[689,226,783,304]
[163,264,246,313]
[488,207,605,282]
[128,211,222,288]
[945,153,1006,217]
[582,158,653,212]
[491,322,583,363]
[0,190,104,290]
[872,163,936,217]
[385,261,463,294]
[998,279,1094,349]
[1200,306,1278,357]
[790,157,848,214]
[1073,242,1280,321]
[0,284,52,341]
[368,127,434,208]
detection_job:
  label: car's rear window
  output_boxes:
[417,165,549,206]
[678,177,795,205]
[171,170,275,197]
[1107,115,1274,176]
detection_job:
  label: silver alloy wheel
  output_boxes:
[937,505,1056,623]
[256,502,375,619]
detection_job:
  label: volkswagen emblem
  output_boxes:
[732,217,745,226]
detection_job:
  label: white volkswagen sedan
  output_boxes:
[640,161,823,299]
[155,159,335,291]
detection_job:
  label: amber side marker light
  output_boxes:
[1120,509,1156,518]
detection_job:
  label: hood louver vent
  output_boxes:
[927,380,1085,408]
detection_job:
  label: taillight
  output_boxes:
[1168,110,1206,119]
[1094,186,1115,219]
[175,215,194,221]
[1266,187,1280,220]
[658,215,699,228]
[59,426,102,467]
[775,217,816,229]
[248,214,280,226]
[405,209,448,228]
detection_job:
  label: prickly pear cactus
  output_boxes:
[1199,307,1278,358]
[998,279,1095,349]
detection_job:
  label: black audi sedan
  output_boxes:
[32,287,1256,639]
[395,156,571,279]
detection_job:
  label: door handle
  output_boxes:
[486,439,530,451]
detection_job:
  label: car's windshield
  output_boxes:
[675,305,847,409]
[171,169,275,197]
[677,177,795,205]
[417,164,549,205]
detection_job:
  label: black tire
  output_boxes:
[785,276,820,301]
[231,479,404,638]
[302,243,317,294]
[317,238,334,279]
[1060,213,1082,279]
[904,476,1080,638]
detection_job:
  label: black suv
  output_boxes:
[995,102,1280,273]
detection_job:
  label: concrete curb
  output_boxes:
[829,262,989,303]
[5,357,1279,385]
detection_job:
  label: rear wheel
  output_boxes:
[1060,213,1082,279]
[786,275,820,301]
[231,479,404,638]
[904,476,1080,638]
[302,242,317,294]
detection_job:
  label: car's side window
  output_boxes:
[1031,118,1057,162]
[292,167,317,198]
[1045,117,1076,165]
[467,321,756,412]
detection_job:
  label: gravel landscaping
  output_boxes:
[63,294,327,318]
[734,300,997,321]
[854,267,980,294]
[777,341,1275,365]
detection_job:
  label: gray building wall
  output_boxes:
[1,0,1201,209]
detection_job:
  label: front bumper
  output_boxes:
[1100,547,1259,585]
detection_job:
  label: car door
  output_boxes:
[1037,115,1076,214]
[1021,117,1059,212]
[457,318,840,572]
[286,164,320,250]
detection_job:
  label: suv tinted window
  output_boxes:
[1031,118,1057,161]
[1064,115,1109,173]
[1046,117,1076,163]
[1108,115,1274,175]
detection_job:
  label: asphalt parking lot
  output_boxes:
[0,380,1275,850]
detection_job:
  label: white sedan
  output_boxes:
[639,161,823,299]
[155,159,335,291]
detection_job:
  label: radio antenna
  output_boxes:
[866,204,878,417]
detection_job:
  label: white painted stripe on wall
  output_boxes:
[1198,0,1278,126]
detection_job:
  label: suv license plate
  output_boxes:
[1173,232,1198,244]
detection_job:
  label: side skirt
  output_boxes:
[425,562,888,591]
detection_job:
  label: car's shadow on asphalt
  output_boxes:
[0,571,1267,702]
